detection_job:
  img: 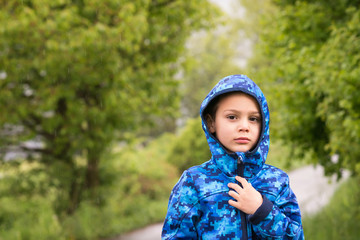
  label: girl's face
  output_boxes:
[207,93,261,153]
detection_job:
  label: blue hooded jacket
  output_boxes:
[162,75,304,239]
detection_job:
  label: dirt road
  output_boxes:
[114,165,349,240]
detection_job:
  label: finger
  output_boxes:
[229,199,241,209]
[228,182,243,193]
[235,176,249,188]
[228,190,239,199]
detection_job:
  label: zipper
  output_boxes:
[237,156,244,186]
[237,156,248,240]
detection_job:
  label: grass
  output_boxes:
[303,176,360,239]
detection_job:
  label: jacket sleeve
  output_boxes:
[162,170,201,240]
[249,173,304,239]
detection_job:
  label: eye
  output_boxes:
[249,116,261,122]
[227,115,237,120]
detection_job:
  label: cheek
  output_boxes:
[253,125,261,137]
[217,122,234,134]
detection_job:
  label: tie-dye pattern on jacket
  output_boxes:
[162,75,304,239]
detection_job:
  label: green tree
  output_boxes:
[0,0,218,215]
[243,0,360,177]
[179,11,244,119]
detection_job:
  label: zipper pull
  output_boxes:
[237,156,244,188]
[237,156,243,166]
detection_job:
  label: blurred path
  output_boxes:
[109,223,163,240]
[288,164,349,217]
[110,165,349,240]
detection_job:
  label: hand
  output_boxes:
[228,176,263,215]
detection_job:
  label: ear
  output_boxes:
[205,114,216,133]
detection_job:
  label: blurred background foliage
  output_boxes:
[0,0,359,239]
[246,0,360,178]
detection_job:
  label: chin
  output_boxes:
[232,148,250,153]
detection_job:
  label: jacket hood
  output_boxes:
[200,75,270,179]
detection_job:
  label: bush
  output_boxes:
[0,133,179,239]
[166,117,211,173]
[88,133,179,237]
[266,140,310,172]
[0,196,63,240]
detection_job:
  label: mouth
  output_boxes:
[234,137,250,144]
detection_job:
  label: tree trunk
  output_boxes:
[67,168,81,215]
[85,155,100,191]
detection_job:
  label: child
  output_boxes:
[162,75,304,239]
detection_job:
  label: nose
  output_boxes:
[238,119,249,132]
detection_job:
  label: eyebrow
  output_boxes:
[224,109,261,115]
